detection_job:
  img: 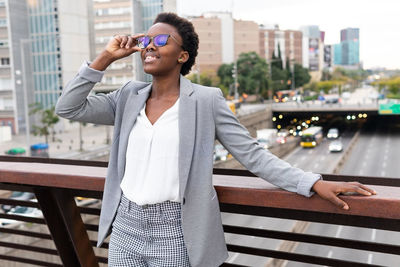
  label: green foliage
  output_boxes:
[216,63,234,89]
[187,71,220,87]
[217,52,269,96]
[237,52,269,95]
[29,103,59,144]
[372,77,400,96]
[294,64,311,88]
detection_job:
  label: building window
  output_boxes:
[1,58,10,66]
[0,18,6,27]
[0,40,8,47]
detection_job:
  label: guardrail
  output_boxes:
[0,156,399,266]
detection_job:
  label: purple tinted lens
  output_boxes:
[154,34,169,47]
[137,36,150,48]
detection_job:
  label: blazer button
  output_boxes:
[182,198,186,205]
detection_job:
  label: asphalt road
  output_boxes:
[286,123,400,267]
[223,131,355,266]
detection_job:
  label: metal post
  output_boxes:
[234,60,238,100]
[20,39,31,156]
[291,60,295,91]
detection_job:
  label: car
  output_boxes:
[276,136,287,144]
[327,128,339,139]
[0,206,43,227]
[329,140,343,152]
[214,144,229,161]
[325,97,339,104]
[1,191,35,213]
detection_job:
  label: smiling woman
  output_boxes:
[55,12,376,267]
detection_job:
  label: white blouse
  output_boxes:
[120,99,180,205]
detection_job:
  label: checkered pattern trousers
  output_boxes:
[108,194,191,266]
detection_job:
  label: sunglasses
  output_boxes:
[136,34,182,49]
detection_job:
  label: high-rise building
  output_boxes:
[190,12,260,73]
[0,0,92,134]
[0,0,29,134]
[333,28,359,66]
[300,25,324,80]
[259,26,302,67]
[333,43,342,65]
[93,0,136,92]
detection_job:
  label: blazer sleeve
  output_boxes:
[55,61,127,125]
[212,88,321,197]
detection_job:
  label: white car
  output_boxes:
[0,206,43,227]
[327,128,339,139]
[329,140,343,152]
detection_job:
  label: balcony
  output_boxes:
[0,155,399,266]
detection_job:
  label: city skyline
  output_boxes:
[177,0,400,70]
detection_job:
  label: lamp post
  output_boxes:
[20,39,32,156]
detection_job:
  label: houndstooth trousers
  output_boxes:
[108,194,191,266]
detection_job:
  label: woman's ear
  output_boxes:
[178,51,189,64]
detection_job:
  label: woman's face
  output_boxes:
[140,23,187,77]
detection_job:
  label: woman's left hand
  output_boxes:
[312,180,377,210]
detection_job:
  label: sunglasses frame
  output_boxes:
[136,34,182,49]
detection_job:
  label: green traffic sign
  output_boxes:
[379,103,400,115]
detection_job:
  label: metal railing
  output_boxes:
[0,156,399,267]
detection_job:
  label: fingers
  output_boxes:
[329,194,349,210]
[114,34,145,49]
[343,182,376,196]
[353,182,377,195]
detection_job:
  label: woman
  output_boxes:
[56,13,375,267]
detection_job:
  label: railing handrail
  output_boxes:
[1,158,399,221]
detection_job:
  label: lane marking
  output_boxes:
[335,225,343,238]
[327,250,333,258]
[367,253,373,264]
[371,229,376,241]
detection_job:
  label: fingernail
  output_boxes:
[343,205,349,210]
[367,192,371,195]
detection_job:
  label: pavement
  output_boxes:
[0,122,113,159]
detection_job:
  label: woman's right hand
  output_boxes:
[90,34,144,71]
[105,34,144,61]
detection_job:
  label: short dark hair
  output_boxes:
[154,13,199,76]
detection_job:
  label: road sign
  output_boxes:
[379,103,400,115]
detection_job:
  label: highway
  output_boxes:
[286,122,400,267]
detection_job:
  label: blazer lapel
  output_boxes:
[178,76,196,200]
[117,84,151,180]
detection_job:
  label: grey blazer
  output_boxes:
[55,62,320,267]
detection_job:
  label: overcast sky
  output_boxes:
[177,0,400,69]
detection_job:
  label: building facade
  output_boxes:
[332,28,360,66]
[259,26,302,67]
[190,12,260,73]
[300,25,324,80]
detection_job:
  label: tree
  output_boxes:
[294,64,311,88]
[216,63,234,89]
[187,70,220,87]
[236,52,269,95]
[29,103,59,144]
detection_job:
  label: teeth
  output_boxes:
[146,56,156,60]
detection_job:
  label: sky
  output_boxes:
[177,0,400,70]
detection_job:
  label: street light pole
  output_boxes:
[234,60,238,100]
[20,39,31,156]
